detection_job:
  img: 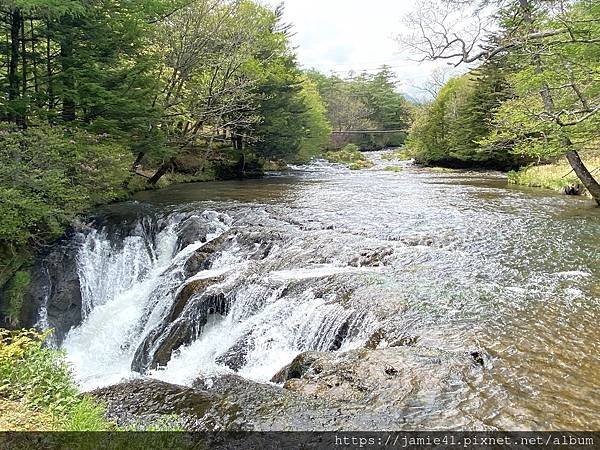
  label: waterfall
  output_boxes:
[41,209,377,390]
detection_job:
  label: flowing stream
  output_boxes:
[38,151,600,430]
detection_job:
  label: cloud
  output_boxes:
[259,0,465,98]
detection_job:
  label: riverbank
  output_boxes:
[0,141,281,329]
[0,329,113,431]
[508,153,600,197]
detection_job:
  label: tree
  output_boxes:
[307,68,411,149]
[401,0,600,204]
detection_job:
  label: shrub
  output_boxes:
[2,271,30,326]
[0,329,113,430]
[324,144,374,169]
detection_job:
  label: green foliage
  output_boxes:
[483,2,600,163]
[406,66,520,170]
[307,67,411,149]
[381,148,412,161]
[324,144,374,170]
[0,123,132,246]
[383,166,403,172]
[2,271,30,326]
[0,329,113,430]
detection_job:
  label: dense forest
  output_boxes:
[307,67,412,149]
[0,0,334,295]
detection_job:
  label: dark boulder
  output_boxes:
[349,247,394,267]
[214,334,254,372]
[91,378,218,430]
[271,352,322,384]
[22,236,84,344]
[176,217,209,251]
[561,183,584,196]
[131,277,227,373]
[183,234,231,277]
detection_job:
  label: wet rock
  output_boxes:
[328,318,350,351]
[365,329,386,349]
[215,335,254,372]
[170,277,224,321]
[349,247,394,267]
[176,217,209,250]
[191,374,340,431]
[275,347,477,406]
[399,236,434,246]
[91,378,218,430]
[271,352,322,384]
[470,351,485,367]
[561,183,583,196]
[23,237,84,344]
[384,364,399,376]
[183,234,230,276]
[131,279,227,373]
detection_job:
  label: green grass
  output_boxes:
[1,271,30,326]
[508,153,600,195]
[324,144,374,170]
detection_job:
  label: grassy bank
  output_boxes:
[508,153,600,196]
[0,329,113,431]
[324,144,374,170]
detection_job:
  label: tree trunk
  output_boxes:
[8,9,22,124]
[21,20,26,98]
[60,20,75,122]
[132,152,145,171]
[30,20,39,98]
[46,21,54,112]
[148,158,175,185]
[565,149,600,205]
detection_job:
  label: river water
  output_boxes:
[55,151,599,430]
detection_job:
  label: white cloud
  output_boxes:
[259,0,465,97]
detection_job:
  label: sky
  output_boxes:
[260,0,462,98]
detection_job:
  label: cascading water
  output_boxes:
[54,208,377,390]
[32,153,600,430]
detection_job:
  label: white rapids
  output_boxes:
[55,210,376,390]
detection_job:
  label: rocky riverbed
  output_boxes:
[24,153,600,430]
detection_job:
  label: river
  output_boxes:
[38,151,600,430]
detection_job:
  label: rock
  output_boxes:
[271,352,323,384]
[190,374,340,431]
[328,318,350,351]
[399,236,434,247]
[349,247,394,267]
[176,217,209,251]
[22,237,84,344]
[561,183,583,196]
[91,378,218,430]
[215,335,254,372]
[275,347,480,406]
[469,351,486,367]
[131,279,226,373]
[183,234,230,276]
[170,277,224,321]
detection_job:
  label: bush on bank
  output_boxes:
[323,144,374,170]
[0,329,113,431]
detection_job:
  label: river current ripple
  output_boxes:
[62,151,600,430]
